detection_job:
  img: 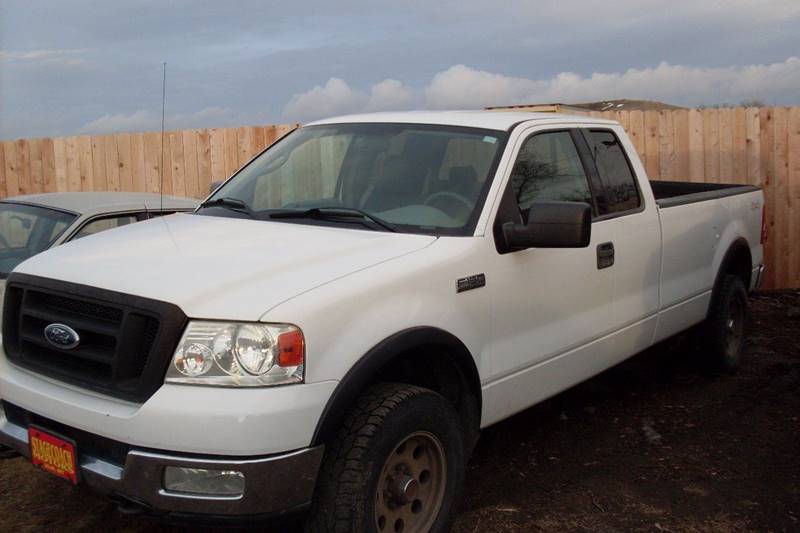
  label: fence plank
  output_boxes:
[688,109,704,182]
[182,130,200,199]
[658,111,675,180]
[29,138,45,193]
[643,111,660,179]
[237,126,252,167]
[745,107,762,186]
[130,133,146,194]
[758,109,775,288]
[117,133,133,192]
[719,108,735,182]
[105,135,121,192]
[209,128,225,182]
[0,140,6,197]
[223,128,239,178]
[772,108,790,288]
[168,130,186,197]
[64,136,81,192]
[673,109,690,181]
[52,137,67,192]
[733,107,747,182]
[788,107,800,287]
[78,135,93,191]
[91,136,108,191]
[197,129,212,196]
[702,109,720,183]
[15,139,31,194]
[2,142,18,197]
[41,138,56,195]
[143,132,161,193]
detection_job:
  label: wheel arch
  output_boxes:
[311,327,482,450]
[709,237,753,316]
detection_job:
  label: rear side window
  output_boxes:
[510,131,593,214]
[72,214,139,240]
[585,130,640,214]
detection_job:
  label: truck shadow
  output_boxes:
[452,292,800,531]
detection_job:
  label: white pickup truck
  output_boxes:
[0,111,764,532]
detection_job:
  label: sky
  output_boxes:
[1,0,799,140]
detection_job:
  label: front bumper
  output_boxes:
[0,401,323,519]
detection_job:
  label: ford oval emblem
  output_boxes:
[44,323,81,350]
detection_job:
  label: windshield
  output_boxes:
[0,203,77,278]
[200,123,507,235]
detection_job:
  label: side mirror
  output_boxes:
[502,201,591,250]
[209,181,224,195]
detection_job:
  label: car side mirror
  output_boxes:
[502,201,591,250]
[209,181,224,195]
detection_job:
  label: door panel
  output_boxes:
[582,127,661,352]
[485,127,615,421]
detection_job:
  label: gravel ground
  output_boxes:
[1,291,798,532]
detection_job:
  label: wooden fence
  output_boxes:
[0,107,798,289]
[0,123,299,202]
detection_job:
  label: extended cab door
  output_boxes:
[578,127,662,354]
[483,126,616,425]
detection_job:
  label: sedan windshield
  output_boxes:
[0,202,77,278]
[200,123,507,235]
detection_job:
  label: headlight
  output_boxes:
[165,321,304,387]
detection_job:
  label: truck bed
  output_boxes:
[651,180,760,208]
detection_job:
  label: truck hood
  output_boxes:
[14,214,437,321]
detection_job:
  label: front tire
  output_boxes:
[702,274,749,373]
[306,383,465,533]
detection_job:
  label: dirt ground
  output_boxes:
[1,291,798,532]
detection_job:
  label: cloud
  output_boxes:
[0,48,87,66]
[365,79,416,111]
[77,106,242,134]
[282,78,363,121]
[282,57,800,121]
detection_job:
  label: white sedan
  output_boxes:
[0,192,197,305]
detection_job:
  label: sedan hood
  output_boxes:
[14,214,436,320]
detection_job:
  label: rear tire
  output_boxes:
[306,383,465,533]
[702,274,749,374]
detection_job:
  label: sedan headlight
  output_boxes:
[165,321,304,386]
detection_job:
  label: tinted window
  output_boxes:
[0,203,76,278]
[510,131,593,215]
[586,130,640,214]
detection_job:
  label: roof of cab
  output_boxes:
[306,110,619,131]
[1,192,199,215]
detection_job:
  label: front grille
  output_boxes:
[2,401,129,466]
[3,273,187,403]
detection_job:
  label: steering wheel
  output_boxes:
[424,191,473,218]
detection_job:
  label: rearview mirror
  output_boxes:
[502,201,591,250]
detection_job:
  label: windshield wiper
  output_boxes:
[199,197,255,218]
[268,207,397,232]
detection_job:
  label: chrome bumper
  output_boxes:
[0,403,323,520]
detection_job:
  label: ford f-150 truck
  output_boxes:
[0,111,764,532]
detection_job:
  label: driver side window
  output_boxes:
[510,131,593,216]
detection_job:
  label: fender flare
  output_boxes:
[311,326,482,447]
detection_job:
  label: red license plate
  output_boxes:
[28,426,79,484]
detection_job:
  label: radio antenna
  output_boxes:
[159,62,167,212]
